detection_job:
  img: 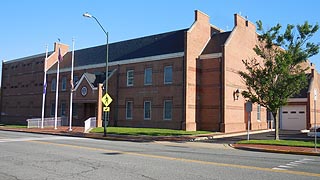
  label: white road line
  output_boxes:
[272,167,287,171]
[286,163,299,166]
[278,165,293,168]
[272,158,315,171]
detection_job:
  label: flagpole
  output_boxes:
[54,42,61,130]
[41,45,48,128]
[68,38,75,131]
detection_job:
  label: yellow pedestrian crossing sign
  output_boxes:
[102,93,113,107]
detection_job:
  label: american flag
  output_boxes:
[58,48,63,62]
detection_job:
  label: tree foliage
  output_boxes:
[239,21,319,140]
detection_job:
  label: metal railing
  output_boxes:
[84,117,96,133]
[26,117,67,128]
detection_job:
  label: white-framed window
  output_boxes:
[50,102,55,116]
[163,100,173,120]
[144,68,152,85]
[127,70,134,86]
[257,104,261,121]
[164,66,173,84]
[51,78,56,91]
[126,101,133,120]
[61,101,67,116]
[144,101,151,120]
[62,77,67,91]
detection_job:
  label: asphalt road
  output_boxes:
[0,130,319,180]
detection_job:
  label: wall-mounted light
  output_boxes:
[233,89,240,100]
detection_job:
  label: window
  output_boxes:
[127,70,134,86]
[61,102,67,116]
[164,100,172,120]
[126,101,133,119]
[51,78,56,91]
[257,105,261,121]
[164,66,173,84]
[144,68,152,85]
[50,103,55,116]
[62,77,67,91]
[144,101,151,120]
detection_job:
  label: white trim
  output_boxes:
[74,74,96,91]
[164,65,173,84]
[198,37,212,56]
[199,53,222,59]
[224,26,237,46]
[287,98,308,103]
[3,52,51,64]
[126,101,133,120]
[47,52,184,74]
[126,70,134,87]
[144,67,153,85]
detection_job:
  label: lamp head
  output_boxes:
[83,12,92,18]
[234,89,240,100]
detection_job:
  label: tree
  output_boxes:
[239,21,319,140]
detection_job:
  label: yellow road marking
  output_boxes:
[30,140,320,178]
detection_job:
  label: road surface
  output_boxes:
[0,130,319,180]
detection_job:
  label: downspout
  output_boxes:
[181,31,187,130]
[181,53,186,130]
[0,61,4,123]
[219,49,225,132]
[114,64,120,127]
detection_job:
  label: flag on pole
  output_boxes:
[58,48,63,62]
[43,81,47,94]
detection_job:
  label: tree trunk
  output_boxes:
[272,110,280,140]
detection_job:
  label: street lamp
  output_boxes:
[83,12,109,137]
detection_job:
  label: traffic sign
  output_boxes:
[103,107,110,112]
[102,93,113,107]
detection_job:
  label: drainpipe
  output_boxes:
[181,52,186,130]
[114,64,120,127]
[219,53,224,132]
[0,61,4,123]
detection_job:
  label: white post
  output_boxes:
[69,39,75,131]
[54,43,61,130]
[41,45,48,128]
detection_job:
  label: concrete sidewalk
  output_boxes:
[0,126,319,156]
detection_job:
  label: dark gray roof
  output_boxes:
[72,29,187,67]
[202,31,231,54]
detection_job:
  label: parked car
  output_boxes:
[307,126,320,137]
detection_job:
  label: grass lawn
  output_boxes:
[90,127,213,136]
[237,139,320,148]
[0,124,27,128]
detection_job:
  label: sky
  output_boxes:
[1,0,320,77]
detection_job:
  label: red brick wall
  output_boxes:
[1,55,45,124]
[197,57,222,131]
[222,14,267,133]
[184,10,212,131]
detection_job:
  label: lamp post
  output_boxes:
[83,12,109,137]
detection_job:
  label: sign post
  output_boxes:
[314,89,317,152]
[101,92,113,136]
[245,101,252,141]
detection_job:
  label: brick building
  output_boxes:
[1,10,317,132]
